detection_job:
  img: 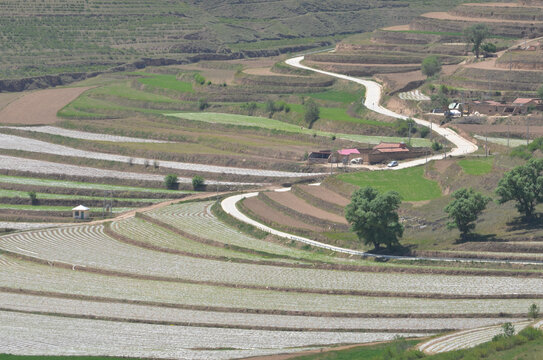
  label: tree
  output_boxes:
[198,98,209,110]
[537,84,543,100]
[495,158,543,221]
[345,187,404,251]
[421,55,442,78]
[164,174,178,190]
[528,303,540,320]
[464,24,490,59]
[192,175,205,190]
[444,188,491,239]
[304,98,319,128]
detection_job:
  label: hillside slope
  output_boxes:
[0,0,505,83]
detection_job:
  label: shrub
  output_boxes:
[153,159,160,169]
[432,141,443,151]
[192,175,205,190]
[419,126,430,138]
[538,84,543,100]
[528,303,540,320]
[28,191,38,206]
[193,73,205,85]
[164,174,178,190]
[519,326,542,340]
[198,98,209,110]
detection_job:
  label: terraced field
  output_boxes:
[1,194,542,357]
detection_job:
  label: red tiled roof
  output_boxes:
[513,98,536,105]
[338,148,360,155]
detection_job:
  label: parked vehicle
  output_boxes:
[387,160,398,167]
[350,157,362,165]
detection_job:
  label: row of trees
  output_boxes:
[346,158,543,249]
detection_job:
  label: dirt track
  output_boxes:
[422,11,543,23]
[0,87,91,125]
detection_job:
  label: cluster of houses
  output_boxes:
[308,142,429,165]
[446,98,543,117]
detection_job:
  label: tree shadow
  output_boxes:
[367,244,415,258]
[507,214,543,231]
[454,233,498,244]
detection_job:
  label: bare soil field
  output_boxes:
[243,196,323,232]
[0,87,91,125]
[377,64,460,93]
[298,185,350,207]
[243,67,296,77]
[0,93,22,111]
[457,124,543,136]
[266,191,348,224]
[382,25,411,31]
[421,11,543,23]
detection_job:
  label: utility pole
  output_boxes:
[507,118,510,148]
[408,121,412,145]
[485,132,488,157]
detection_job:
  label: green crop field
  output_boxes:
[170,112,429,146]
[137,74,193,93]
[337,166,442,201]
[0,175,187,195]
[457,157,494,175]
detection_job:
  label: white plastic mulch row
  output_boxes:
[0,155,253,186]
[0,222,66,230]
[0,292,518,332]
[0,133,323,178]
[0,126,169,143]
[3,221,543,296]
[0,256,541,315]
[0,311,426,359]
[417,320,533,354]
[398,90,431,101]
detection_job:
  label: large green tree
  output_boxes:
[464,24,490,59]
[345,187,403,250]
[421,55,442,78]
[304,98,320,128]
[444,188,491,239]
[495,158,543,221]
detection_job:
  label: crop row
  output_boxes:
[1,311,425,359]
[0,133,319,179]
[0,126,168,143]
[2,224,543,296]
[109,217,267,261]
[418,321,532,354]
[1,292,517,332]
[0,257,540,315]
[145,201,326,260]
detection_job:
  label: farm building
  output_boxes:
[467,98,542,116]
[330,143,429,165]
[307,150,332,163]
[72,205,90,220]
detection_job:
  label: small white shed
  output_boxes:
[72,205,90,220]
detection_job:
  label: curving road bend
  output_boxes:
[218,57,539,264]
[285,56,478,169]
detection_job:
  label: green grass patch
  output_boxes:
[291,339,420,359]
[305,90,360,104]
[337,166,442,201]
[287,103,392,127]
[170,112,427,145]
[137,73,193,93]
[457,157,494,175]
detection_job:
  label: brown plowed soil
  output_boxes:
[422,11,543,23]
[298,185,350,207]
[266,191,348,224]
[457,124,543,136]
[243,67,297,77]
[0,87,91,125]
[243,197,322,232]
